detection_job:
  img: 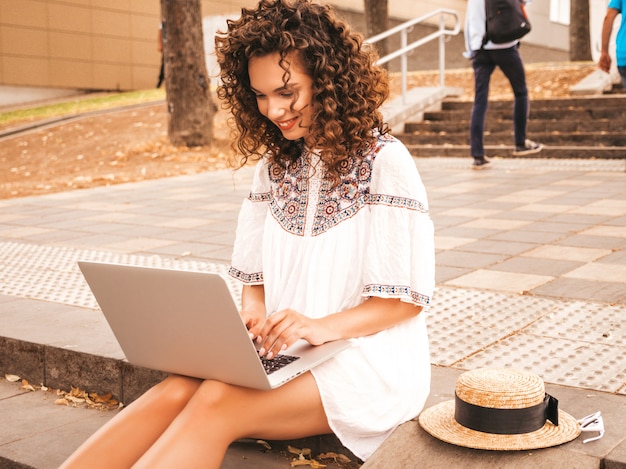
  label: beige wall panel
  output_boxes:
[48,4,92,34]
[132,39,159,67]
[132,64,159,90]
[0,0,47,28]
[49,59,93,88]
[92,9,131,37]
[130,13,159,41]
[2,27,48,57]
[131,0,159,16]
[92,36,133,64]
[3,56,49,86]
[56,0,91,6]
[202,0,258,16]
[93,62,132,90]
[98,0,131,12]
[49,31,92,61]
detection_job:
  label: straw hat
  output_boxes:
[418,368,581,450]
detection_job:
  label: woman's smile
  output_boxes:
[276,116,299,131]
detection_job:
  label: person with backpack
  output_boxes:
[464,0,543,169]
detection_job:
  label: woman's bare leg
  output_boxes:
[60,375,202,469]
[133,372,330,469]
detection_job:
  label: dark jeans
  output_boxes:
[470,46,529,158]
[156,55,165,88]
[618,66,626,90]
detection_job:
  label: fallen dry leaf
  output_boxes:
[5,374,21,382]
[290,460,326,468]
[288,445,326,468]
[20,379,36,392]
[319,452,352,464]
[256,440,272,450]
[89,391,113,404]
[65,395,86,404]
[55,386,122,411]
[288,446,312,458]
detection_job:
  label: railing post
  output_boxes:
[366,8,460,99]
[401,29,408,104]
[439,13,445,88]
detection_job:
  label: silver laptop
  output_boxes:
[78,261,351,390]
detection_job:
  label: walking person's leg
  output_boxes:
[496,46,543,155]
[156,55,165,88]
[470,50,495,168]
[618,66,626,90]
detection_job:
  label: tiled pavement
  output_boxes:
[1,157,625,391]
[0,156,625,468]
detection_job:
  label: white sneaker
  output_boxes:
[513,139,544,156]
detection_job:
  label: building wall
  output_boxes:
[0,0,258,92]
[1,0,157,91]
[0,0,590,93]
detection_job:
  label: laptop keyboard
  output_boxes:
[259,353,300,375]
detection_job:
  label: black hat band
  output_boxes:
[454,393,559,435]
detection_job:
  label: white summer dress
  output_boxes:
[229,132,435,461]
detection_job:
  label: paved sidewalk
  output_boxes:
[0,156,625,468]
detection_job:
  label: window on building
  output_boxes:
[550,0,570,25]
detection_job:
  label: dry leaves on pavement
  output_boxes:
[4,373,122,411]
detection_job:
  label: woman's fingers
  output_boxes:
[258,310,305,358]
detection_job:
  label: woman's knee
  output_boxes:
[193,379,232,409]
[152,374,203,408]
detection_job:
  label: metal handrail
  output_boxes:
[366,8,461,104]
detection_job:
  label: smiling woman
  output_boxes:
[248,52,314,144]
[215,0,390,186]
[60,1,435,467]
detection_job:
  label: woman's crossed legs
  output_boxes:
[60,372,330,468]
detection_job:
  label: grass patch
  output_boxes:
[0,89,165,128]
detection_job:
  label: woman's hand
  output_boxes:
[241,308,266,341]
[256,309,328,359]
[253,296,424,359]
[240,284,267,341]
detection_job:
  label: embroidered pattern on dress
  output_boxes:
[266,133,426,237]
[248,191,271,203]
[368,194,427,212]
[228,266,263,284]
[364,284,431,306]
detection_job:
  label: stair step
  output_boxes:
[440,95,626,111]
[404,119,622,133]
[423,108,626,121]
[401,96,626,159]
[400,132,626,146]
[406,144,626,159]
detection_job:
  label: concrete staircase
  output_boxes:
[397,94,626,159]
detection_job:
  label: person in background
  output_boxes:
[59,1,435,467]
[156,20,165,88]
[599,0,626,89]
[464,0,543,169]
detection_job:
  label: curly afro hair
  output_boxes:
[215,0,390,182]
